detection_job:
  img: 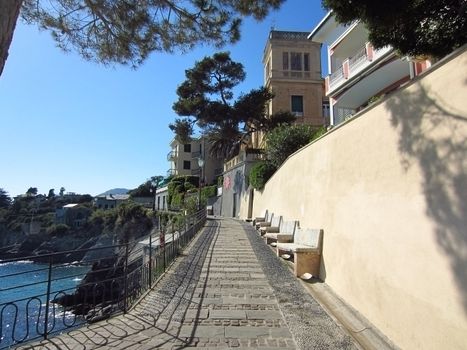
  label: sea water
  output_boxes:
[0,260,90,348]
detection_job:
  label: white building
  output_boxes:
[309,12,431,125]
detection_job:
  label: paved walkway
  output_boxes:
[19,218,358,350]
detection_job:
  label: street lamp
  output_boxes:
[197,157,205,210]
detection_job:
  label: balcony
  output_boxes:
[224,149,265,172]
[167,150,177,161]
[326,43,393,94]
[191,168,201,175]
[191,151,201,158]
[266,69,314,84]
[167,169,177,177]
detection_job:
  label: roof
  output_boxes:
[308,11,359,45]
[63,204,79,208]
[269,30,310,41]
[95,194,130,201]
[308,11,334,41]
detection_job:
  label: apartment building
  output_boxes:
[309,12,431,126]
[167,137,223,186]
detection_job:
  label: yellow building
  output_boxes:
[251,30,326,148]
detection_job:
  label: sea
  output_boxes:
[0,260,90,348]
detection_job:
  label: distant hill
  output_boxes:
[97,188,130,196]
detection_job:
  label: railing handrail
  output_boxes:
[349,45,368,67]
[0,209,207,349]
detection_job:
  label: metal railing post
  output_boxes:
[123,243,129,313]
[43,257,53,340]
[149,234,153,287]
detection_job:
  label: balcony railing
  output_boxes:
[167,150,177,161]
[349,46,368,71]
[191,168,201,175]
[327,43,393,93]
[191,151,201,158]
[167,169,177,177]
[224,149,264,172]
[267,69,315,81]
[329,66,344,86]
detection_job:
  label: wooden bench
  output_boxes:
[276,228,323,278]
[264,220,298,245]
[258,215,282,235]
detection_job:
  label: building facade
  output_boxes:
[250,30,326,148]
[167,137,223,186]
[309,12,431,126]
[94,194,130,210]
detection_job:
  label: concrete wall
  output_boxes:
[221,162,253,218]
[252,48,467,350]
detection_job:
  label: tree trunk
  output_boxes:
[0,0,23,77]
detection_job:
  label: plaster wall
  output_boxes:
[270,80,324,126]
[252,48,467,350]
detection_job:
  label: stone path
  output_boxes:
[19,218,357,350]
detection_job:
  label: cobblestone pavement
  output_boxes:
[18,218,358,350]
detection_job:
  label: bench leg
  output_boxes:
[266,237,275,245]
[294,252,321,278]
[276,247,287,257]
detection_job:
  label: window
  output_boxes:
[291,52,302,70]
[291,96,304,116]
[183,160,191,170]
[183,144,191,152]
[304,53,310,71]
[282,52,289,70]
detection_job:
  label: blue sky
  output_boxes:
[0,0,326,197]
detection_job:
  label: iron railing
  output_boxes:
[0,209,206,349]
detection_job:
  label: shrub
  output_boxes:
[265,124,316,168]
[201,185,217,199]
[117,201,147,222]
[249,161,277,190]
[168,175,200,208]
[311,126,327,141]
[90,208,118,227]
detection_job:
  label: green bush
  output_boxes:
[265,124,317,168]
[201,185,217,199]
[117,201,147,222]
[249,161,277,191]
[168,175,200,209]
[90,208,118,227]
[311,126,327,141]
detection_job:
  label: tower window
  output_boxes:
[291,96,304,116]
[183,160,191,169]
[184,144,191,152]
[291,52,302,70]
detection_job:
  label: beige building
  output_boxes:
[167,137,223,186]
[251,30,326,148]
[263,31,325,123]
